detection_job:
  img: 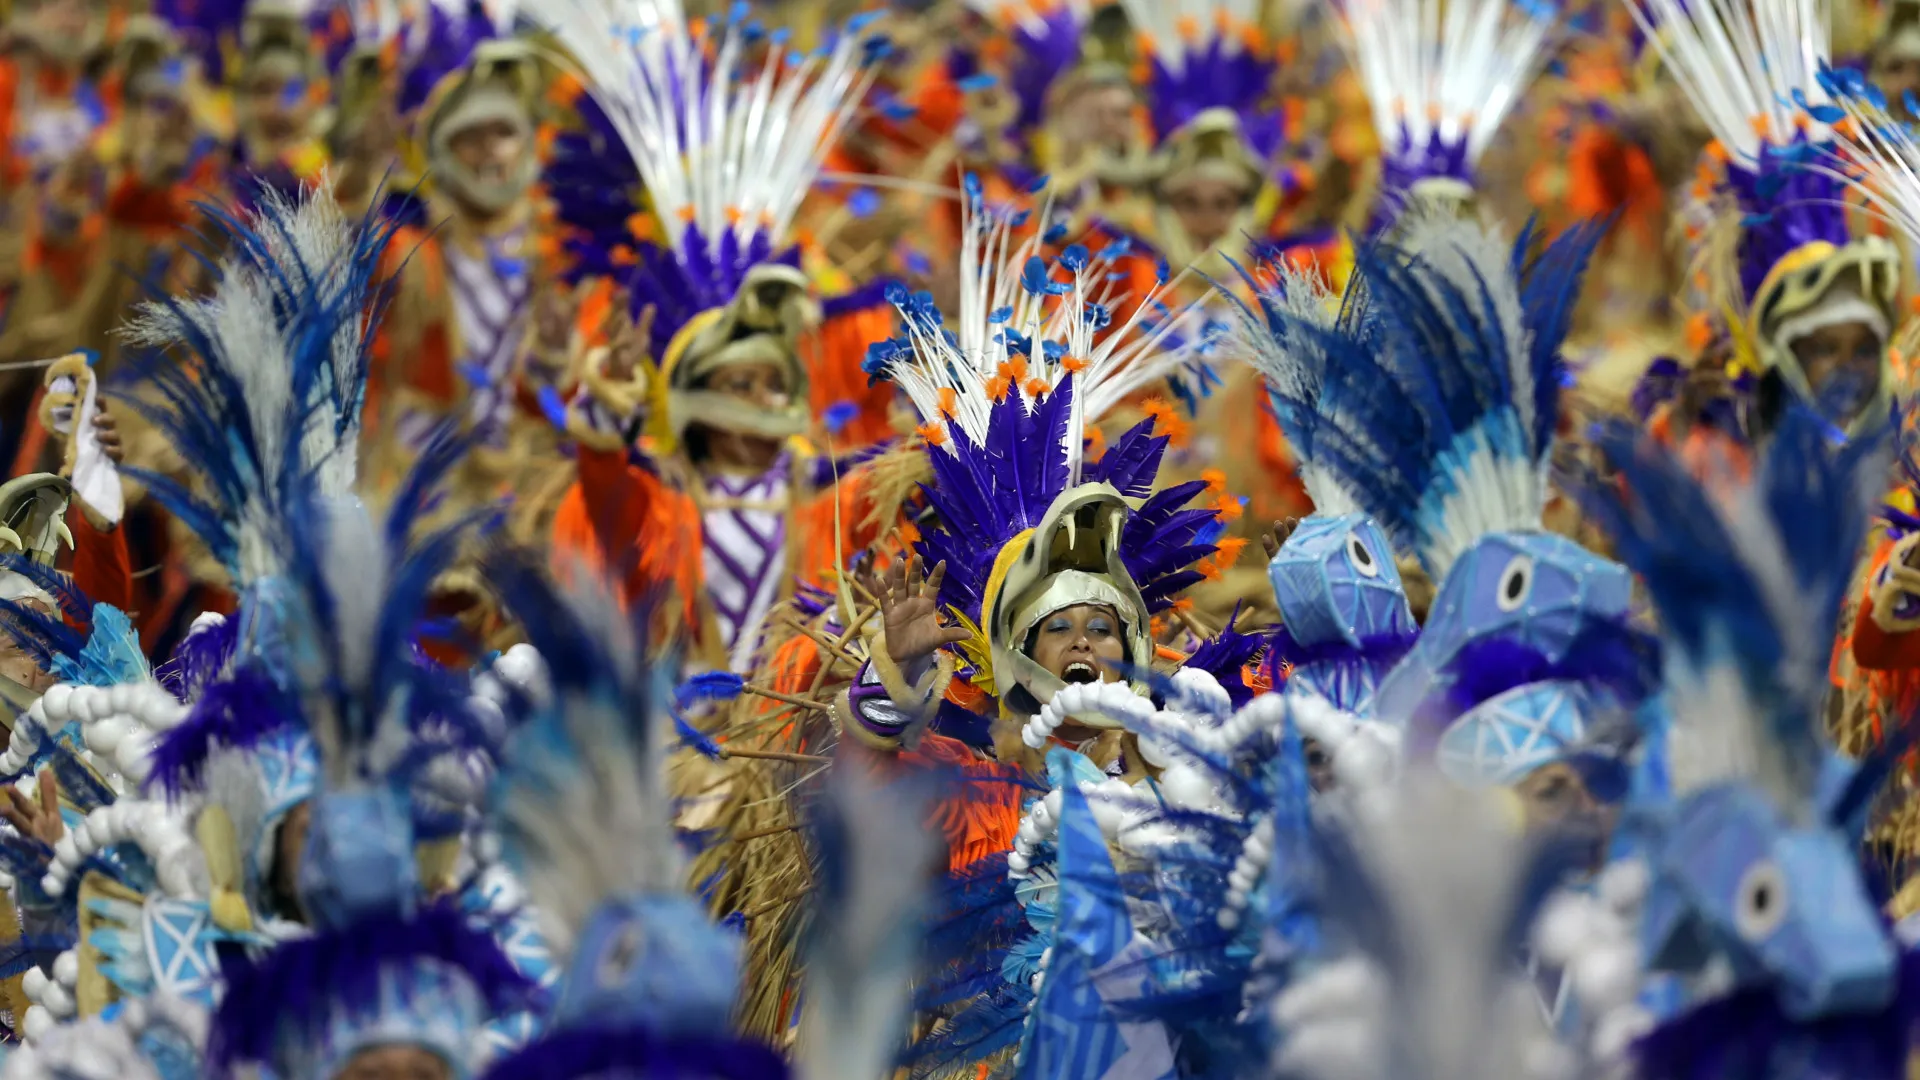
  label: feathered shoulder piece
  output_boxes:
[1272,212,1603,577]
[862,177,1228,627]
[1117,0,1284,159]
[1580,407,1887,803]
[534,0,886,360]
[116,175,400,588]
[1335,0,1557,207]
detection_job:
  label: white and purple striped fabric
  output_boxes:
[701,457,791,673]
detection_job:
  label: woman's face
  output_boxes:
[448,117,526,186]
[239,66,312,154]
[1789,316,1884,426]
[1511,761,1617,871]
[701,361,791,412]
[1057,83,1137,161]
[1165,176,1248,252]
[1028,603,1127,684]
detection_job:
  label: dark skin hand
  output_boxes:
[1260,517,1302,560]
[1,768,62,846]
[92,402,123,464]
[881,554,970,665]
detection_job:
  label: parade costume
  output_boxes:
[541,2,897,673]
[369,26,555,496]
[1630,0,1903,441]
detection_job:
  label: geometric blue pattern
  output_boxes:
[141,899,237,1008]
[1436,680,1592,788]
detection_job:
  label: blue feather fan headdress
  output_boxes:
[1579,406,1890,807]
[481,547,755,1054]
[864,178,1229,632]
[115,177,400,588]
[205,436,518,1080]
[532,0,886,359]
[1266,213,1604,577]
[1218,254,1368,516]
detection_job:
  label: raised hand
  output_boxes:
[1261,517,1302,560]
[93,402,122,465]
[0,768,63,847]
[604,294,655,384]
[881,555,971,665]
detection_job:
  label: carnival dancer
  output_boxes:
[540,1,897,674]
[1629,0,1903,443]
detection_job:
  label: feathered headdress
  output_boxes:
[319,0,499,130]
[205,437,518,1080]
[116,176,398,589]
[1268,212,1603,577]
[864,177,1228,713]
[1335,0,1557,209]
[1578,410,1908,1033]
[534,1,884,367]
[1632,0,1901,421]
[1218,256,1362,516]
[1120,0,1285,163]
[960,0,1116,139]
[1582,408,1888,806]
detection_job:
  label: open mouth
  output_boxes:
[1061,662,1099,685]
[476,161,510,183]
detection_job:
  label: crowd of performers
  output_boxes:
[9,0,1920,1075]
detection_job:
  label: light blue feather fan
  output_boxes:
[1578,408,1910,1042]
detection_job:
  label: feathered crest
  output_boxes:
[115,176,398,586]
[1578,407,1889,806]
[868,175,1221,483]
[1267,213,1604,576]
[1626,0,1833,169]
[482,547,680,950]
[533,0,883,344]
[1118,0,1283,157]
[1217,256,1363,514]
[1334,0,1557,195]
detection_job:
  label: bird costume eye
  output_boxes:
[1733,860,1789,942]
[1496,555,1534,612]
[597,922,647,988]
[1345,531,1380,578]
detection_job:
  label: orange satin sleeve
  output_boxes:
[551,447,702,632]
